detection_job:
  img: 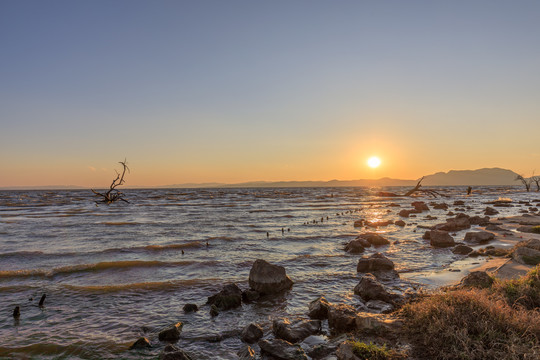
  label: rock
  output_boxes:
[327,304,357,333]
[513,239,540,265]
[458,271,494,288]
[485,224,505,231]
[434,213,471,231]
[365,300,394,314]
[469,216,491,226]
[130,337,151,350]
[258,339,308,360]
[308,296,331,320]
[273,318,321,343]
[365,220,393,227]
[429,230,455,248]
[433,203,449,210]
[399,209,421,217]
[336,341,358,360]
[356,253,395,272]
[354,273,396,303]
[422,231,431,240]
[394,220,406,227]
[238,345,256,360]
[210,305,219,317]
[356,233,390,246]
[484,207,499,215]
[355,312,403,334]
[453,200,465,206]
[344,239,365,254]
[464,231,495,244]
[468,250,481,257]
[158,322,183,342]
[353,219,364,227]
[242,289,260,302]
[207,283,242,310]
[412,201,429,211]
[241,323,264,344]
[183,304,198,313]
[248,259,293,295]
[453,244,473,255]
[160,344,193,360]
[353,236,372,248]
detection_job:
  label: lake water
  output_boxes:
[0,186,535,359]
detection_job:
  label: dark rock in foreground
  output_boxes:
[129,337,151,350]
[160,344,193,360]
[249,259,293,295]
[357,253,395,272]
[429,230,455,248]
[453,244,473,255]
[207,283,242,310]
[258,338,308,360]
[241,323,264,344]
[458,271,494,289]
[273,318,321,343]
[344,239,365,254]
[354,273,397,303]
[158,322,183,342]
[464,231,495,244]
[238,345,256,360]
[308,296,331,320]
[327,304,357,333]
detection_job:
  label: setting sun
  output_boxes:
[368,156,381,168]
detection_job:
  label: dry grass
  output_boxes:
[400,266,540,359]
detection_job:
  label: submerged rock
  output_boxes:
[160,344,193,360]
[464,231,495,244]
[258,339,308,360]
[182,304,198,313]
[429,230,455,248]
[453,244,473,255]
[242,289,260,302]
[484,207,499,215]
[158,322,183,342]
[241,323,264,344]
[356,233,390,246]
[357,253,395,272]
[238,345,256,360]
[354,273,396,303]
[434,213,471,231]
[308,296,331,320]
[412,201,429,211]
[248,259,293,295]
[273,318,321,343]
[207,283,242,310]
[394,220,406,227]
[344,239,365,254]
[129,337,151,350]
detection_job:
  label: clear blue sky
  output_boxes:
[1,0,539,186]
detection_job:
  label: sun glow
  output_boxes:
[367,156,381,168]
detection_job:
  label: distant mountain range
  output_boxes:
[162,168,521,188]
[0,168,523,190]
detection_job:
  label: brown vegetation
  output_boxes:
[400,266,540,359]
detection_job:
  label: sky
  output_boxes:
[1,0,539,187]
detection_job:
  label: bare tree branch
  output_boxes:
[91,159,130,205]
[377,177,446,198]
[515,174,532,192]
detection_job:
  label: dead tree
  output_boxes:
[515,174,532,192]
[92,159,130,204]
[376,177,445,198]
[532,176,540,192]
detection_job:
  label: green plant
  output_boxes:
[351,341,392,360]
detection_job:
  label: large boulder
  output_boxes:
[308,296,331,320]
[429,230,455,248]
[207,283,242,310]
[357,253,395,272]
[328,304,357,333]
[513,239,540,265]
[258,339,308,360]
[160,344,193,360]
[158,322,183,342]
[354,273,396,303]
[464,231,495,244]
[273,318,321,343]
[344,239,365,254]
[241,323,264,344]
[249,259,293,295]
[433,213,471,231]
[356,233,390,246]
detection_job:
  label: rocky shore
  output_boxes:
[127,199,540,359]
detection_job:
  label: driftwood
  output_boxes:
[376,177,445,198]
[92,159,130,204]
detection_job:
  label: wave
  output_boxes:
[140,240,204,251]
[0,250,44,258]
[61,278,223,293]
[0,260,197,279]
